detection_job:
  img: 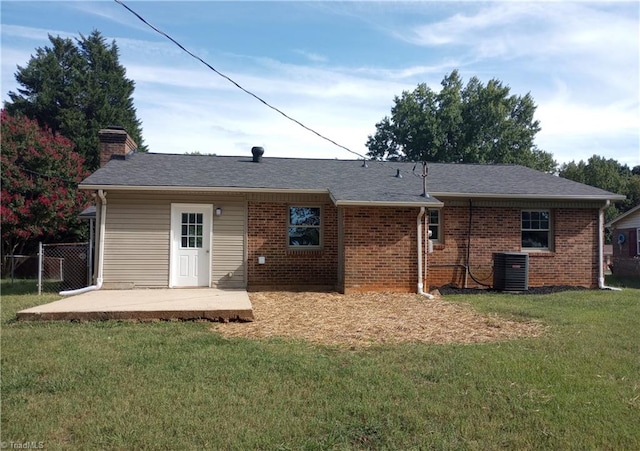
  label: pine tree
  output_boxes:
[5,30,146,171]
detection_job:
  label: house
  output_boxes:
[603,244,613,274]
[605,204,640,277]
[79,127,625,293]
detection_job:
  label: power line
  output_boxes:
[113,0,422,180]
[8,164,83,185]
[114,0,367,160]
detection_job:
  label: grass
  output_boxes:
[1,280,639,450]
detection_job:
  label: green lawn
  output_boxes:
[1,280,639,450]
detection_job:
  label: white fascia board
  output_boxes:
[79,184,329,194]
[333,200,444,208]
[327,189,443,207]
[428,192,627,201]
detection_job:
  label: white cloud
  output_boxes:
[66,1,153,33]
[538,99,639,137]
[402,3,636,61]
[391,2,639,166]
[0,24,73,41]
[128,57,393,159]
[2,2,637,168]
[292,49,328,63]
[536,97,640,166]
[398,2,638,96]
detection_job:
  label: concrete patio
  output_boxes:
[16,288,254,322]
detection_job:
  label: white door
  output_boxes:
[170,204,212,287]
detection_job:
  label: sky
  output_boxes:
[1,1,639,168]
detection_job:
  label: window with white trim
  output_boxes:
[428,209,440,242]
[288,206,321,247]
[521,210,551,250]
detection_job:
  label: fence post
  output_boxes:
[38,242,43,295]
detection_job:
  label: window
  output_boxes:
[521,210,551,250]
[428,209,440,242]
[181,213,203,248]
[288,207,321,247]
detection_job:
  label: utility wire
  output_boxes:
[115,0,364,160]
[114,0,422,179]
[9,165,83,185]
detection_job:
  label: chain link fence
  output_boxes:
[38,242,92,294]
[5,254,38,284]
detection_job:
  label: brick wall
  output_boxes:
[426,206,599,289]
[246,201,600,292]
[247,201,338,290]
[341,207,418,293]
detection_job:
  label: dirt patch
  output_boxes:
[211,292,546,347]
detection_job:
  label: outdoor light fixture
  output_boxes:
[215,208,222,216]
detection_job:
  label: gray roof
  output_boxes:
[78,205,96,219]
[80,153,625,206]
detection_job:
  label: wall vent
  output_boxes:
[493,252,529,291]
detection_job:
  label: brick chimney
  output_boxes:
[99,126,138,167]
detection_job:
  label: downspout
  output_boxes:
[598,200,621,291]
[417,207,434,299]
[60,190,107,295]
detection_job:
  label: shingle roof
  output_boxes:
[80,153,625,205]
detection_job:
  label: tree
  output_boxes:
[366,70,556,171]
[559,155,638,226]
[1,110,90,275]
[5,30,146,171]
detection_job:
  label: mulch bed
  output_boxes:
[211,292,546,347]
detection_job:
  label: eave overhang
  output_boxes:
[79,184,329,195]
[79,184,624,205]
[79,184,440,207]
[428,192,627,202]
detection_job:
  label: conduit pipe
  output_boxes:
[60,189,107,296]
[598,200,621,291]
[417,207,434,299]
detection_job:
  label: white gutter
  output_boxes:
[598,200,621,291]
[60,190,107,296]
[428,192,627,201]
[417,207,434,299]
[334,200,444,208]
[327,191,443,208]
[80,184,627,203]
[79,184,329,194]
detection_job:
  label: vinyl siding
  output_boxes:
[212,202,246,288]
[102,192,246,289]
[614,211,640,229]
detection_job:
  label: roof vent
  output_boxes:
[362,159,368,168]
[251,146,264,163]
[395,169,402,178]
